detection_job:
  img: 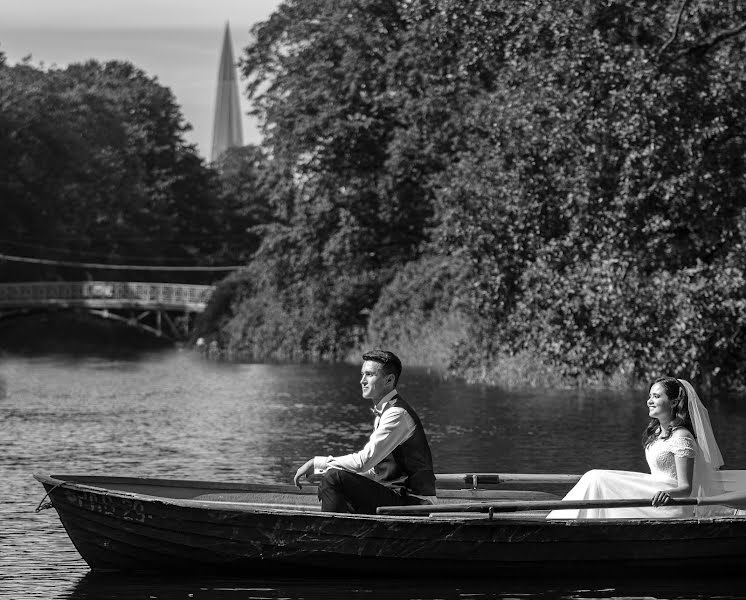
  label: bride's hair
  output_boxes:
[642,376,695,448]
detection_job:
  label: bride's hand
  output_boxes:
[652,490,671,507]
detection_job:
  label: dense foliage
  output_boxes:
[430,0,746,387]
[4,3,746,389]
[0,57,256,283]
[205,0,746,389]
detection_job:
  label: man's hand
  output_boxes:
[293,458,315,489]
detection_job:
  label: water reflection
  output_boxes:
[65,572,746,600]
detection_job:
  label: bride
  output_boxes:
[547,377,728,519]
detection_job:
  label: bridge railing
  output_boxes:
[0,281,215,311]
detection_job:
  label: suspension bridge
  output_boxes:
[0,281,216,341]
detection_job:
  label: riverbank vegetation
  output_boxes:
[3,2,746,390]
[202,0,746,390]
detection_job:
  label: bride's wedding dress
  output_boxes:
[547,380,745,520]
[546,432,697,519]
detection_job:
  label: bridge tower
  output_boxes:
[210,22,244,162]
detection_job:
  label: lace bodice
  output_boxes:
[645,432,697,482]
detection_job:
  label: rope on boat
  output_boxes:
[35,484,63,513]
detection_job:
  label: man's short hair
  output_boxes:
[362,350,402,386]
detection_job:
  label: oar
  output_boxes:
[376,490,746,515]
[307,472,581,486]
[435,473,582,486]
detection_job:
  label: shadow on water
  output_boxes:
[0,311,173,360]
[65,572,746,600]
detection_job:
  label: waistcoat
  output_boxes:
[373,395,436,496]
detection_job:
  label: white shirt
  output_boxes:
[313,389,434,501]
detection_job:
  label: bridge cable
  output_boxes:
[0,253,244,272]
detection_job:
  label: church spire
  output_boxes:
[210,22,244,162]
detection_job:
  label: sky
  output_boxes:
[0,0,284,157]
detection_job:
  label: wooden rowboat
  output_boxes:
[34,472,746,576]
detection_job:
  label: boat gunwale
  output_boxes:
[33,472,745,526]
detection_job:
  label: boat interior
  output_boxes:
[39,473,564,518]
[36,473,746,520]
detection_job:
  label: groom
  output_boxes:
[292,350,436,514]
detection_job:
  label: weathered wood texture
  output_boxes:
[34,473,746,576]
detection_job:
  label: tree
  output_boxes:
[211,145,276,263]
[224,0,531,359]
[222,0,425,358]
[434,1,746,385]
[204,0,746,388]
[0,59,227,283]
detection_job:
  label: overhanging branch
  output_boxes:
[658,0,692,56]
[673,20,746,61]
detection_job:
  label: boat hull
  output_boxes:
[35,474,746,576]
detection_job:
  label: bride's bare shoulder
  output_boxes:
[670,426,695,440]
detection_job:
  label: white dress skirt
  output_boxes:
[547,433,697,519]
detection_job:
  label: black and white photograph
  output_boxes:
[2,1,746,599]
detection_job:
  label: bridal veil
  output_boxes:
[678,379,733,516]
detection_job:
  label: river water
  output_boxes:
[2,350,746,599]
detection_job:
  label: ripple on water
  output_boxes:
[3,352,746,599]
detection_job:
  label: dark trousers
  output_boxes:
[317,469,428,514]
